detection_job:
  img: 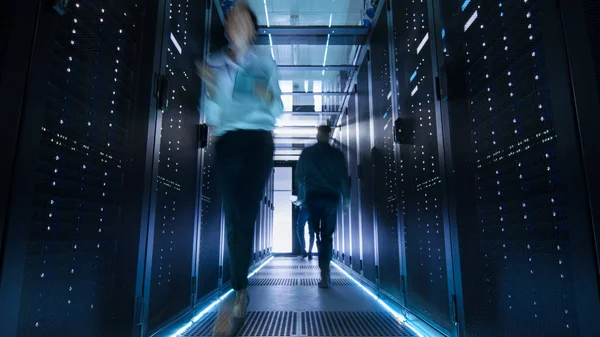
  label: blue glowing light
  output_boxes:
[331,262,427,337]
[168,256,274,337]
[462,0,471,11]
[410,71,418,82]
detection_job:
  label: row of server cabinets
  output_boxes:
[0,0,275,337]
[331,0,600,337]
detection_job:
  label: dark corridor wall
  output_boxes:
[331,1,600,337]
[0,1,274,337]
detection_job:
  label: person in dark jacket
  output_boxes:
[295,125,350,288]
[295,183,316,259]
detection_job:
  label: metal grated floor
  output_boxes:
[179,258,418,337]
[301,311,415,337]
[249,278,357,287]
[181,311,296,337]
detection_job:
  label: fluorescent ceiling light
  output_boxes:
[273,127,318,136]
[276,120,320,127]
[274,138,317,145]
[274,149,303,156]
[274,155,300,161]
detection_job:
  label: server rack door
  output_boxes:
[342,112,353,266]
[0,1,166,336]
[196,0,226,300]
[348,93,362,273]
[436,0,600,336]
[144,0,206,332]
[392,0,453,332]
[335,129,344,262]
[357,57,377,283]
[370,3,403,302]
[0,1,38,253]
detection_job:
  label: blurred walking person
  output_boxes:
[295,125,350,288]
[196,2,283,335]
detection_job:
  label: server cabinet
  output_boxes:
[144,0,206,332]
[196,0,226,300]
[356,57,377,283]
[392,0,454,332]
[0,1,167,336]
[435,0,600,336]
[348,93,362,273]
[370,3,403,302]
[341,111,353,266]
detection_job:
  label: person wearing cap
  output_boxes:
[295,125,350,288]
[196,2,283,335]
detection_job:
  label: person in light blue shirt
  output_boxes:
[196,2,283,336]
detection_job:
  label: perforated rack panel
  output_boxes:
[370,6,402,302]
[348,93,362,273]
[356,58,376,283]
[393,0,452,331]
[341,111,352,266]
[14,2,147,336]
[441,0,584,335]
[196,1,227,300]
[147,0,202,331]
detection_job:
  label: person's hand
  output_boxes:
[342,198,350,211]
[195,60,217,97]
[254,83,274,104]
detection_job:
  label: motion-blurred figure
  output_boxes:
[293,185,316,260]
[196,2,283,336]
[295,125,350,288]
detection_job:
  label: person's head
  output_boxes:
[317,125,332,143]
[225,1,259,54]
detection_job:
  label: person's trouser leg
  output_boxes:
[216,130,274,291]
[308,219,316,254]
[318,199,338,272]
[296,207,309,255]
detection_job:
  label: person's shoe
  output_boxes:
[299,252,308,259]
[213,290,250,337]
[307,252,313,260]
[318,270,331,288]
[232,289,249,318]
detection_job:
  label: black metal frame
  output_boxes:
[557,0,600,276]
[256,26,368,46]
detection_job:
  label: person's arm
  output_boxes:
[338,151,351,205]
[196,57,222,127]
[256,58,284,118]
[295,151,306,197]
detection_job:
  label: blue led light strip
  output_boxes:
[461,0,471,11]
[410,71,418,82]
[331,261,428,337]
[169,256,275,337]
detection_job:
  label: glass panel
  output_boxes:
[257,45,360,66]
[249,0,366,27]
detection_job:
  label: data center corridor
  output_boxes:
[174,257,426,337]
[2,0,600,337]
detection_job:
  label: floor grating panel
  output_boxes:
[248,278,357,286]
[181,311,415,337]
[301,311,415,337]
